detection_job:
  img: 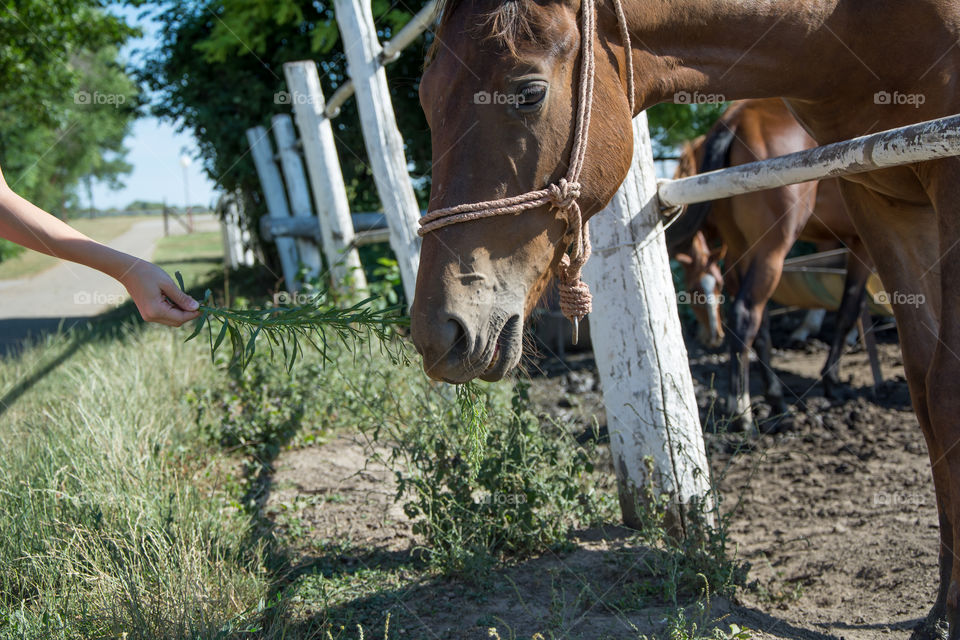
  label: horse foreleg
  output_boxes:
[822,243,871,400]
[755,308,786,413]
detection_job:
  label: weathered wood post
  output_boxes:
[246,126,301,291]
[582,114,712,535]
[283,61,368,291]
[272,114,324,283]
[333,0,422,304]
[220,193,256,270]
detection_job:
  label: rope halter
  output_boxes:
[417,0,634,344]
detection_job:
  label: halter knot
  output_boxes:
[547,178,581,210]
[558,269,593,321]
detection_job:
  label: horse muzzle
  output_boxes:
[411,306,523,383]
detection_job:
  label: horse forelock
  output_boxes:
[427,0,555,63]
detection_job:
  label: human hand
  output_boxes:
[120,260,201,327]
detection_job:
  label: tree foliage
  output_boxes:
[0,0,139,214]
[135,0,433,229]
[648,102,728,158]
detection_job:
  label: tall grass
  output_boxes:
[0,324,268,638]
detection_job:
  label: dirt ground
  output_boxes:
[264,311,940,639]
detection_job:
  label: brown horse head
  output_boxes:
[674,231,726,349]
[411,0,635,382]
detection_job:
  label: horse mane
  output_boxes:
[427,0,551,63]
[665,117,739,253]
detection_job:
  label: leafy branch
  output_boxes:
[176,272,409,372]
[457,381,489,476]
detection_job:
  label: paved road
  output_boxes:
[0,215,218,354]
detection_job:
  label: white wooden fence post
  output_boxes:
[220,216,236,270]
[333,0,422,304]
[272,114,324,283]
[246,126,301,291]
[582,114,712,534]
[283,61,368,291]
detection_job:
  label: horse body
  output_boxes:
[672,99,874,425]
[414,0,960,634]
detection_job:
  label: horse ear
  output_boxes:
[675,253,693,265]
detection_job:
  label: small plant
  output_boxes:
[176,272,407,372]
[389,380,606,575]
[647,603,754,640]
[614,468,748,619]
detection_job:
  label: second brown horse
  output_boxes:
[668,99,874,429]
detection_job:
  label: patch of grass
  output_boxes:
[153,230,224,289]
[0,215,145,280]
[0,323,270,638]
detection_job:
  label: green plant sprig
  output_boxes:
[457,381,489,476]
[176,272,409,372]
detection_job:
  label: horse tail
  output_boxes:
[665,121,738,253]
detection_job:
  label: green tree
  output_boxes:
[135,0,432,234]
[648,102,728,158]
[0,1,139,215]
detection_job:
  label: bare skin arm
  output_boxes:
[0,166,200,327]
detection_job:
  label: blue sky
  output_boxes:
[89,4,218,209]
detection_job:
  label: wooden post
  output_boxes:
[246,126,301,291]
[582,114,712,535]
[333,0,422,304]
[222,193,254,269]
[283,61,368,291]
[272,114,324,282]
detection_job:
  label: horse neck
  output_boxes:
[617,0,845,109]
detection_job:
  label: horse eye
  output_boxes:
[516,82,547,110]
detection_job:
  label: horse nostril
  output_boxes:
[440,315,468,355]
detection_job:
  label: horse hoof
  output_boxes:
[761,412,795,435]
[822,377,841,401]
[909,610,949,640]
[728,414,758,436]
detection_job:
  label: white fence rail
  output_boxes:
[658,113,960,207]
